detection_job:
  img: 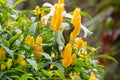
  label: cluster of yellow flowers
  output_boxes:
[0,47,12,71]
[17,55,27,66]
[34,0,88,68]
[62,38,86,67]
[89,75,96,80]
[25,35,43,58]
[0,47,6,61]
[35,5,46,25]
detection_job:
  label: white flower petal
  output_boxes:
[62,11,73,19]
[81,24,93,38]
[41,3,55,25]
[42,3,53,8]
[41,15,49,25]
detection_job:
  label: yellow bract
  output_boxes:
[21,60,27,66]
[1,64,5,71]
[35,6,40,16]
[72,54,77,65]
[0,47,6,61]
[58,0,64,4]
[80,50,88,61]
[41,11,46,25]
[17,55,26,66]
[7,59,12,69]
[89,75,96,80]
[73,74,78,80]
[25,35,34,47]
[51,4,64,31]
[62,44,72,67]
[76,38,84,49]
[70,8,81,41]
[34,36,43,58]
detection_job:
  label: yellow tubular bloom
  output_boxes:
[21,60,27,66]
[34,36,43,58]
[25,35,34,47]
[89,75,96,80]
[62,44,72,67]
[17,55,27,66]
[35,6,40,16]
[72,54,77,65]
[80,50,88,61]
[76,38,84,49]
[51,4,64,31]
[1,64,5,71]
[7,59,12,69]
[73,74,78,80]
[41,11,46,25]
[70,8,81,41]
[0,47,6,61]
[58,0,64,4]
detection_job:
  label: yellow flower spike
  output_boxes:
[41,11,46,25]
[89,75,96,80]
[0,47,6,61]
[17,55,24,64]
[17,55,26,65]
[80,50,88,61]
[77,71,80,76]
[58,0,64,4]
[25,35,30,42]
[35,6,40,16]
[7,59,12,69]
[72,54,77,65]
[21,60,27,66]
[51,4,64,31]
[73,74,78,80]
[70,8,81,41]
[29,36,34,47]
[62,44,72,67]
[1,64,6,71]
[34,36,43,58]
[25,35,34,47]
[76,38,84,49]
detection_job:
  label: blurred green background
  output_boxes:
[7,0,120,80]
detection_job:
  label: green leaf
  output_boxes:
[95,55,118,64]
[52,62,64,73]
[54,70,65,80]
[0,44,14,57]
[17,10,33,20]
[9,76,21,80]
[37,62,43,70]
[4,68,26,75]
[81,11,92,19]
[21,74,35,80]
[41,52,52,61]
[12,0,26,8]
[9,33,21,44]
[0,0,6,6]
[42,69,50,77]
[26,59,38,71]
[69,11,92,19]
[0,61,7,67]
[28,22,37,36]
[57,31,64,47]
